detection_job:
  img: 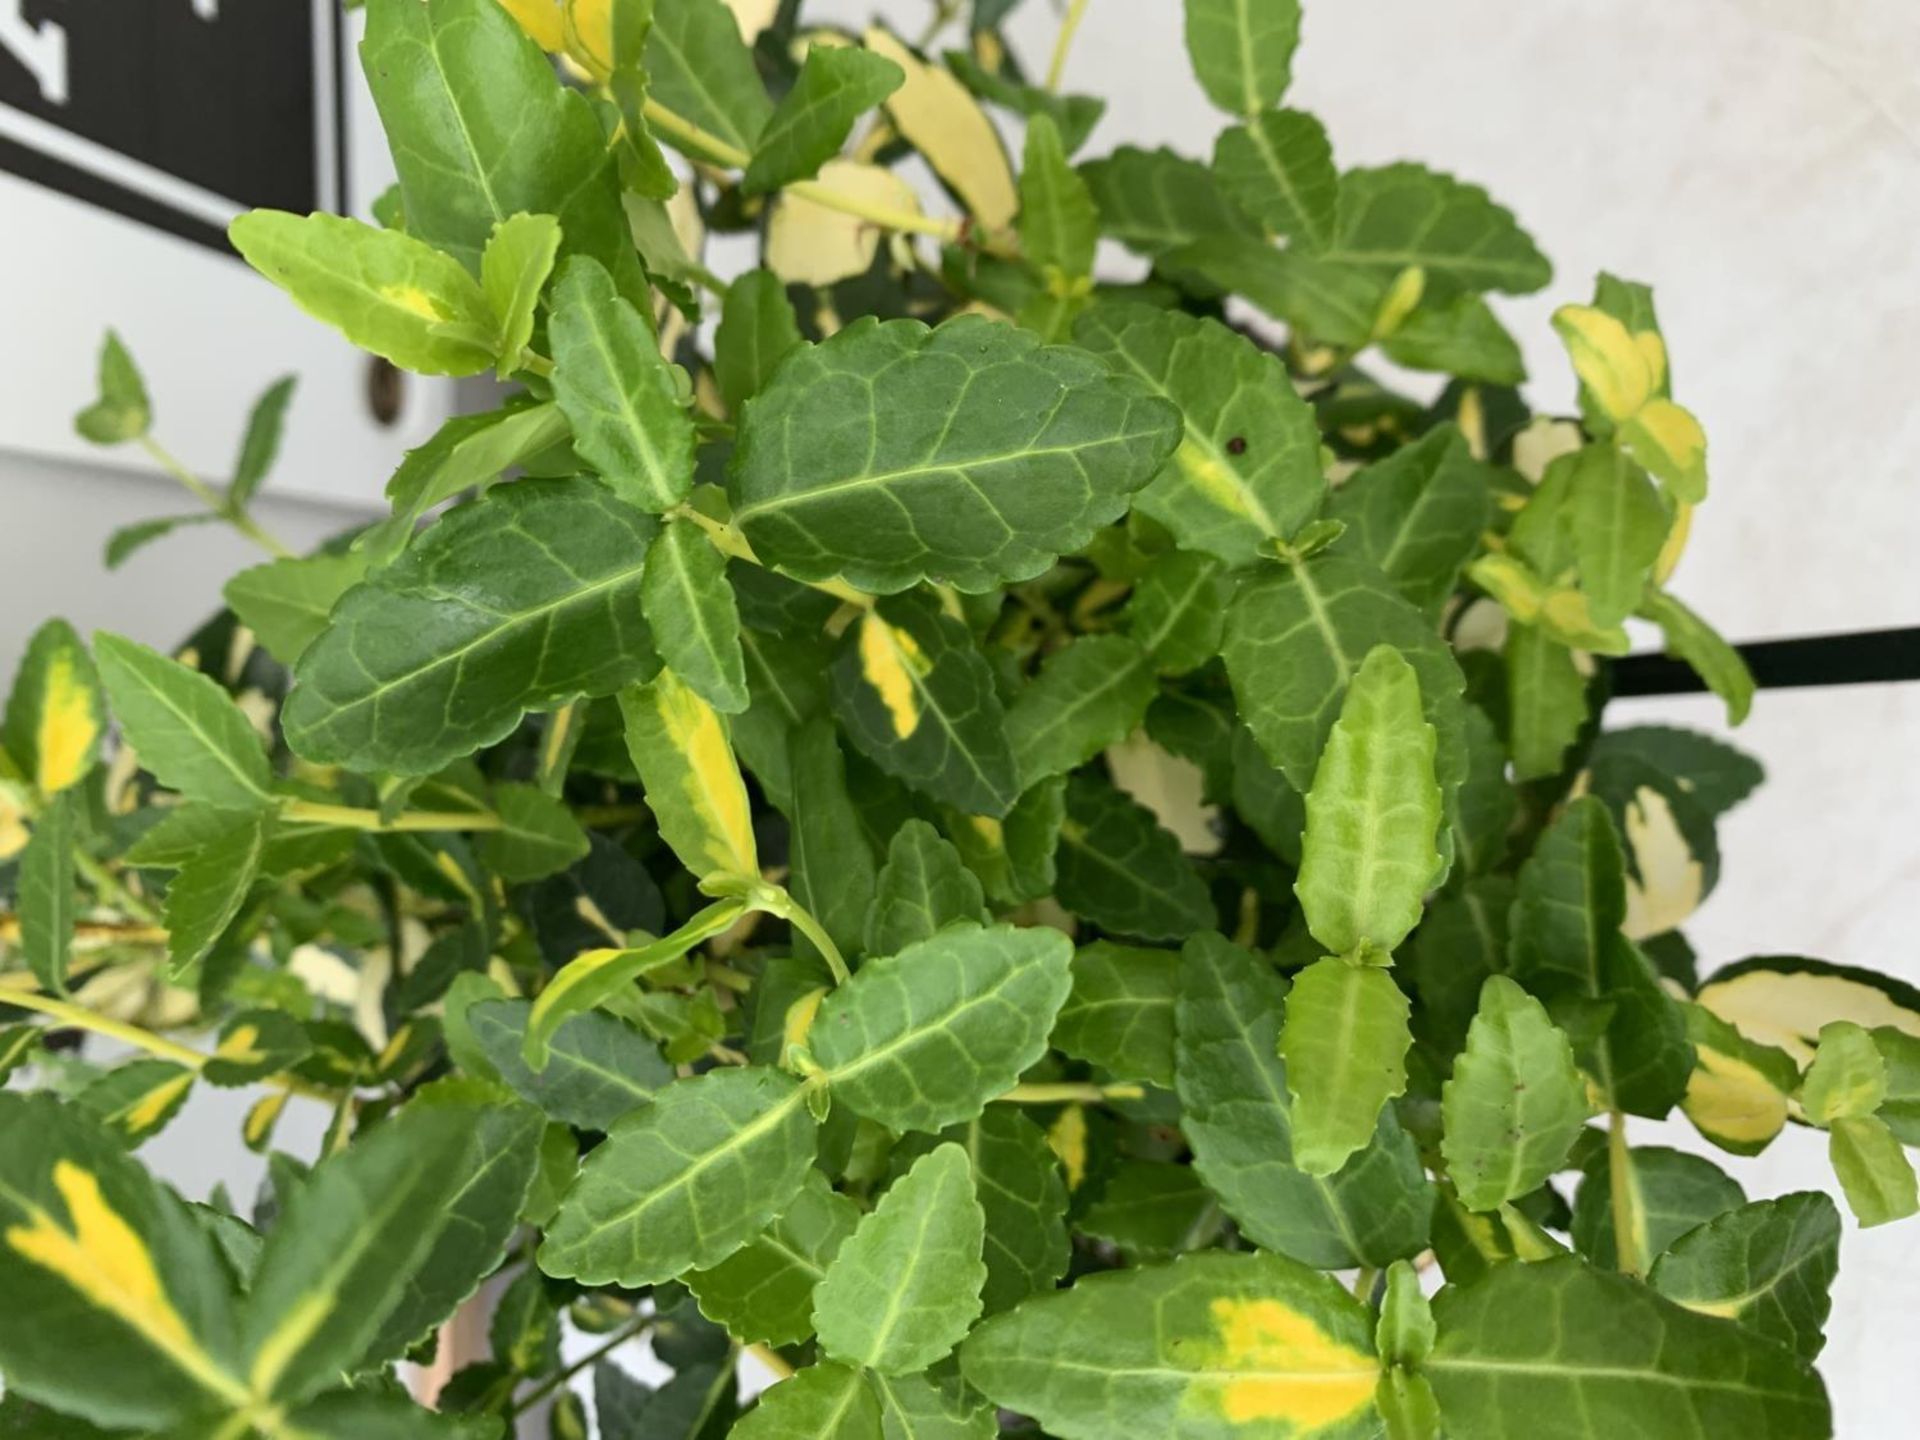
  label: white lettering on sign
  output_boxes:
[0,1,68,105]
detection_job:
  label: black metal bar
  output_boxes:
[1611,626,1920,698]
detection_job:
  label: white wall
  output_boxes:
[3,0,1917,1429]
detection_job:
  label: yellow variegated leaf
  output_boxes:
[498,0,568,52]
[1621,398,1709,503]
[864,26,1017,230]
[1680,1005,1797,1156]
[4,620,105,796]
[767,158,923,285]
[855,610,930,740]
[0,780,29,861]
[960,1251,1381,1438]
[726,0,779,41]
[1551,305,1656,422]
[1619,785,1705,939]
[618,668,758,886]
[1697,958,1920,1067]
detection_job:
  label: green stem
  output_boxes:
[1608,1109,1645,1277]
[1045,0,1094,92]
[279,799,648,833]
[508,1314,651,1418]
[73,848,163,925]
[775,895,851,987]
[995,1081,1144,1105]
[138,435,294,559]
[1351,1266,1379,1302]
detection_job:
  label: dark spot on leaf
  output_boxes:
[1226,435,1248,455]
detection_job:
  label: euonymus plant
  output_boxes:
[1,0,1913,1437]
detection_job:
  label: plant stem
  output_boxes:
[1045,0,1094,92]
[278,799,648,833]
[772,894,851,986]
[138,435,294,559]
[0,988,205,1066]
[674,505,873,609]
[508,1314,651,1417]
[73,847,163,926]
[1607,1109,1645,1277]
[995,1081,1144,1105]
[1351,1266,1379,1302]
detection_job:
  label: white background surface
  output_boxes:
[3,0,1918,1430]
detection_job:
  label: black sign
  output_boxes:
[0,0,348,252]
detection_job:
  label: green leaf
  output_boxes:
[376,400,573,554]
[1175,933,1430,1268]
[731,1363,880,1440]
[1076,303,1325,566]
[687,1169,859,1346]
[228,374,297,507]
[1427,1255,1831,1440]
[897,1109,1069,1316]
[831,596,1020,818]
[1570,1145,1744,1271]
[1211,108,1336,247]
[1006,635,1156,790]
[361,0,646,303]
[1442,976,1589,1212]
[5,620,104,799]
[521,898,745,1069]
[1019,114,1098,282]
[1223,555,1468,799]
[1504,624,1588,782]
[1801,1019,1887,1124]
[728,314,1180,594]
[641,523,749,716]
[162,806,269,975]
[1327,425,1491,618]
[228,210,495,375]
[1294,645,1443,959]
[1125,549,1227,675]
[745,45,903,195]
[1381,293,1527,385]
[282,1387,501,1439]
[0,1095,244,1428]
[1562,444,1669,627]
[103,512,219,570]
[73,330,151,444]
[0,1025,42,1084]
[286,479,659,775]
[539,1066,818,1286]
[222,553,370,666]
[1637,589,1754,726]
[814,1143,986,1373]
[480,212,562,379]
[620,669,758,887]
[715,270,805,415]
[1078,1161,1223,1262]
[1279,958,1413,1176]
[1055,773,1214,942]
[600,0,677,205]
[1588,725,1762,820]
[202,1009,312,1088]
[1828,1113,1919,1228]
[1509,797,1693,1116]
[945,775,1065,907]
[872,1370,997,1440]
[469,998,672,1130]
[17,792,76,994]
[813,922,1072,1133]
[1079,145,1261,259]
[1052,941,1178,1088]
[1164,236,1382,348]
[476,783,590,882]
[549,256,695,513]
[1183,0,1302,115]
[76,1059,195,1147]
[1452,706,1516,877]
[646,0,773,156]
[241,1096,540,1403]
[1648,1192,1840,1360]
[865,818,987,955]
[786,717,881,961]
[94,633,274,810]
[1327,164,1551,298]
[962,1249,1381,1439]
